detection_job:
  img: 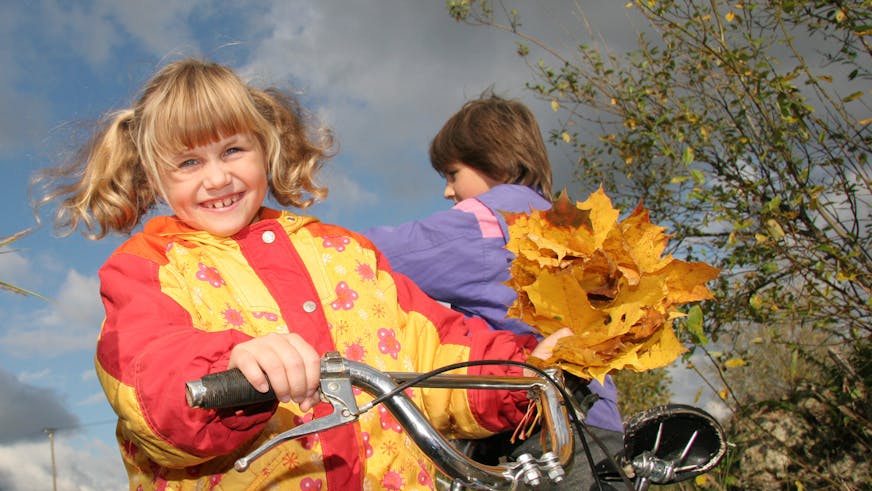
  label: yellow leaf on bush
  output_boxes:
[766,218,785,239]
[504,187,720,382]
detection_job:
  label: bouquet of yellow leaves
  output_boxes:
[504,187,720,383]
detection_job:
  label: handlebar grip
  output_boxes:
[185,368,277,409]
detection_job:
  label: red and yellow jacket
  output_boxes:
[95,208,536,490]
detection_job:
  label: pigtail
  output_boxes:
[255,88,332,208]
[34,109,156,239]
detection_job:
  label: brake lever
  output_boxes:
[235,354,361,471]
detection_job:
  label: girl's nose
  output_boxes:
[203,159,231,189]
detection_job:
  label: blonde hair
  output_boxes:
[429,91,552,200]
[34,58,332,239]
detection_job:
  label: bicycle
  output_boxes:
[186,351,726,490]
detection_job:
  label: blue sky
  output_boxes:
[0,2,725,489]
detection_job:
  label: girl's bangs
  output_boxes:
[150,79,260,164]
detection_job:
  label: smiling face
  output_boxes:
[441,161,501,203]
[159,133,268,237]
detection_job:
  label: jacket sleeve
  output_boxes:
[362,204,534,336]
[362,208,486,299]
[95,252,275,469]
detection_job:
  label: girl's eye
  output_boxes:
[178,159,199,169]
[224,147,241,156]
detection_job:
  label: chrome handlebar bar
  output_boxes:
[186,351,575,490]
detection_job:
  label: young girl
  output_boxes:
[363,93,624,490]
[37,59,567,490]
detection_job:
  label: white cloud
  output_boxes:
[17,368,52,385]
[0,269,102,357]
[76,391,109,407]
[311,167,379,213]
[0,436,126,491]
[0,250,32,288]
[80,369,97,382]
[54,270,102,323]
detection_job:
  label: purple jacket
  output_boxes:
[363,184,623,432]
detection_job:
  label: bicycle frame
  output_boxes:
[187,352,728,491]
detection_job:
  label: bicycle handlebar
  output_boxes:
[186,367,277,409]
[186,351,574,490]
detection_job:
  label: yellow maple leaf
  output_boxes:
[657,260,720,304]
[504,188,719,382]
[618,202,672,274]
[577,187,619,249]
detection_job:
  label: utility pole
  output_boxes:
[43,427,58,491]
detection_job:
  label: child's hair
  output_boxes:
[429,91,553,200]
[34,58,332,239]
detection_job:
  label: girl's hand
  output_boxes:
[531,327,572,360]
[525,327,573,377]
[228,333,322,412]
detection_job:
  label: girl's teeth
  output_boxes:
[208,196,238,208]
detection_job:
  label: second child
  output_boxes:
[364,93,624,490]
